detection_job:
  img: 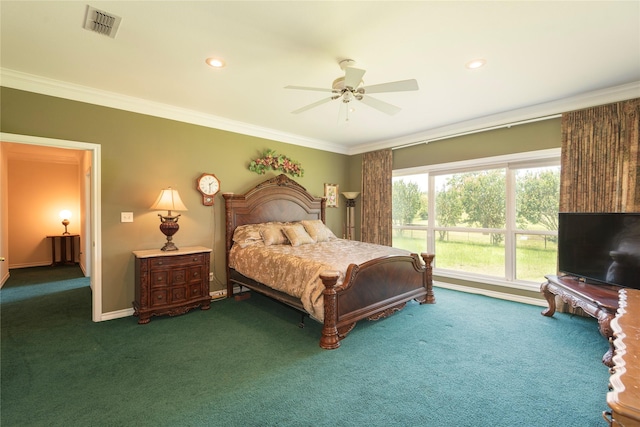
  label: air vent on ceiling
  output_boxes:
[83,5,122,38]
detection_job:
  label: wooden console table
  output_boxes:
[540,275,621,367]
[604,288,640,426]
[46,234,80,266]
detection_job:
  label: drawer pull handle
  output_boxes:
[157,295,163,300]
[193,257,198,261]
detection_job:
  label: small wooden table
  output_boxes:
[46,234,80,266]
[604,289,640,426]
[540,275,621,367]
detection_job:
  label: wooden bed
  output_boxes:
[223,174,435,349]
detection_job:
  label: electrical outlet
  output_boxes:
[209,272,214,281]
[120,212,133,222]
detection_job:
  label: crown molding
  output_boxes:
[0,68,349,155]
[2,68,637,157]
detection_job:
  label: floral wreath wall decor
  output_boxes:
[248,149,304,177]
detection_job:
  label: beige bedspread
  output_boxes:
[229,239,411,321]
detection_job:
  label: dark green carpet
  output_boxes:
[1,266,610,426]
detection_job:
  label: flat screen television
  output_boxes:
[558,212,640,289]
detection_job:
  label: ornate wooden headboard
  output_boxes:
[222,174,326,257]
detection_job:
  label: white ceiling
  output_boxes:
[1,1,639,155]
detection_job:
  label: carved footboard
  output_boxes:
[319,253,435,349]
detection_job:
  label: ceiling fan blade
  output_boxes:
[358,95,401,115]
[361,79,419,94]
[344,67,366,89]
[291,96,334,114]
[285,85,334,93]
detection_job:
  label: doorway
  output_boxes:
[0,132,103,321]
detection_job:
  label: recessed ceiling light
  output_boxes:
[466,59,486,69]
[206,57,226,68]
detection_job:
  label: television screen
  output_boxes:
[558,213,640,289]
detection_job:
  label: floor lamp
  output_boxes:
[341,192,360,240]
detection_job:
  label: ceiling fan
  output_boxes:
[285,59,419,117]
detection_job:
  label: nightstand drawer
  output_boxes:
[189,283,203,298]
[150,289,168,307]
[150,253,204,268]
[151,270,170,287]
[149,265,203,288]
[170,286,186,302]
[188,265,204,282]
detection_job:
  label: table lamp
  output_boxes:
[150,187,188,251]
[59,210,72,235]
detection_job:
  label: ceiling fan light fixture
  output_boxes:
[286,59,418,117]
[206,57,226,68]
[466,58,486,69]
[332,76,363,91]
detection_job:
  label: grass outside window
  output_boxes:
[393,228,557,283]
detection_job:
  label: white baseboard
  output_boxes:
[8,261,51,269]
[100,307,135,321]
[0,270,9,288]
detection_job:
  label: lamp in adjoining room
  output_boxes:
[150,187,188,251]
[59,210,72,235]
[341,192,360,240]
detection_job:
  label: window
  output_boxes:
[392,149,560,288]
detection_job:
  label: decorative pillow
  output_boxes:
[301,220,336,242]
[282,223,316,247]
[260,225,288,246]
[232,224,264,248]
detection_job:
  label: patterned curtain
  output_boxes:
[361,149,393,245]
[560,98,640,212]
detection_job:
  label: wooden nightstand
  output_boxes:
[132,246,212,324]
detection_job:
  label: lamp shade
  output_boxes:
[341,192,360,200]
[150,188,188,213]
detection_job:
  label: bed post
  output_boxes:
[420,253,436,304]
[319,270,341,349]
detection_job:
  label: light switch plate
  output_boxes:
[121,212,133,223]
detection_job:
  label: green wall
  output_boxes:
[393,118,561,169]
[1,87,353,313]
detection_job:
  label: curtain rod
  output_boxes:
[391,114,562,150]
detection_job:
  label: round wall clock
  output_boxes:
[196,173,221,206]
